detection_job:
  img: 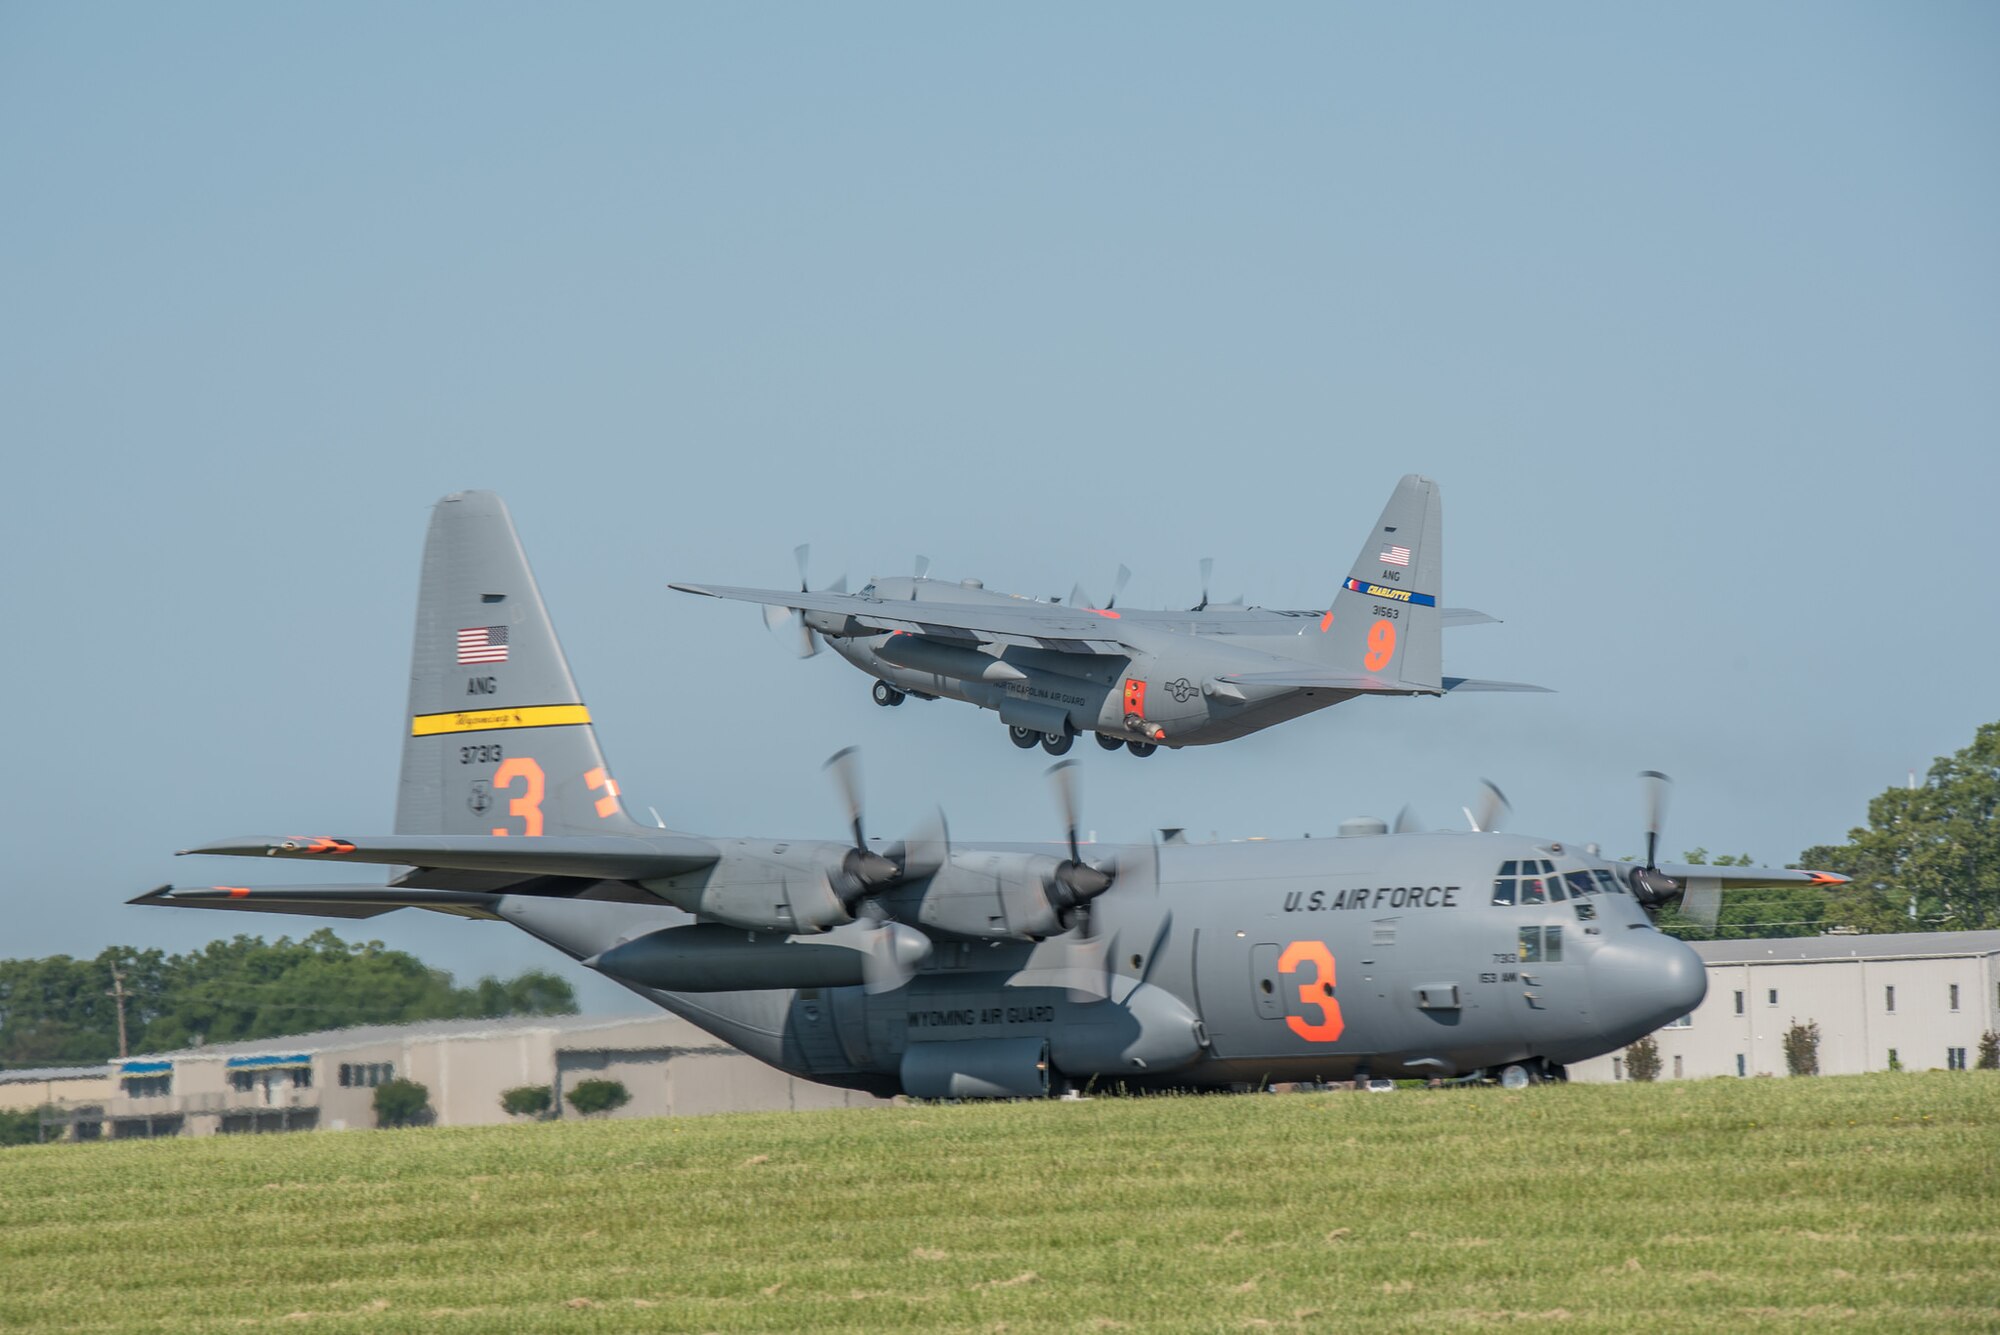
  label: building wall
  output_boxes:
[0,1072,112,1113]
[17,1015,887,1140]
[1573,943,2000,1082]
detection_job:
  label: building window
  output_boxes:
[1663,1014,1693,1029]
[1949,983,1959,1012]
[338,1062,394,1088]
[1766,988,1778,1006]
[1734,990,1744,1015]
[1612,1056,1624,1081]
[121,1074,171,1098]
[1735,1054,1746,1077]
[1947,1047,1967,1071]
[1886,985,1895,1013]
[292,1067,313,1089]
[230,1071,257,1093]
[1673,1055,1684,1079]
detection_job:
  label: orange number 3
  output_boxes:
[1363,619,1397,672]
[490,756,546,837]
[1277,940,1344,1043]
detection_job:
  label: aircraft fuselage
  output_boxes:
[500,829,1706,1097]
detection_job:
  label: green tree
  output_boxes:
[500,1085,553,1119]
[1623,1036,1661,1082]
[1799,722,2000,933]
[1,934,578,1069]
[373,1078,431,1128]
[0,1106,47,1148]
[566,1079,630,1118]
[1978,1031,1999,1071]
[1782,1019,1821,1077]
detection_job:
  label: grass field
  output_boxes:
[2,1073,1995,1333]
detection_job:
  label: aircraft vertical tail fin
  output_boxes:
[396,491,648,837]
[1308,475,1443,692]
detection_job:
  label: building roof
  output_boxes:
[0,1064,112,1086]
[159,1010,719,1060]
[1694,930,2000,965]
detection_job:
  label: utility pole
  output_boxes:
[106,967,131,1060]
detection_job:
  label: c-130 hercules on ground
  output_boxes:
[138,492,1847,1096]
[672,475,1546,757]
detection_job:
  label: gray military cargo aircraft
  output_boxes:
[137,491,1848,1095]
[672,474,1546,757]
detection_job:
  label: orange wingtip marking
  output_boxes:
[1805,872,1849,886]
[1319,611,1334,632]
[222,886,251,898]
[1091,608,1121,619]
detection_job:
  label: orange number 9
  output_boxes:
[1363,619,1397,672]
[1277,940,1344,1043]
[490,756,546,837]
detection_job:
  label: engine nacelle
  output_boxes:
[891,850,1071,941]
[640,838,867,934]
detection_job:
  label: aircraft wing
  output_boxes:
[1441,677,1552,693]
[177,833,720,881]
[1440,608,1499,628]
[1654,863,1850,892]
[1215,670,1415,693]
[131,884,504,920]
[671,583,1129,652]
[1650,863,1851,931]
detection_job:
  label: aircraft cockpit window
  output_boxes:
[1491,876,1517,906]
[1593,869,1623,897]
[1518,926,1542,963]
[1499,861,1520,876]
[1564,871,1597,900]
[1521,875,1548,905]
[1545,925,1563,962]
[1548,875,1567,903]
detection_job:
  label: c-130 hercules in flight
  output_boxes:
[137,493,1849,1096]
[672,475,1546,756]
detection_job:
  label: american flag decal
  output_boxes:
[457,626,509,664]
[1378,544,1411,568]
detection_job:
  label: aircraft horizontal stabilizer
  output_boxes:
[1441,677,1552,693]
[176,833,720,881]
[130,884,504,920]
[1440,608,1499,628]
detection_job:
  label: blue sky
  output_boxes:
[3,5,1995,1010]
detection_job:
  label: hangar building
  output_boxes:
[1,1011,883,1141]
[1571,930,2000,1081]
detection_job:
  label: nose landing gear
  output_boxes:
[1486,1059,1567,1088]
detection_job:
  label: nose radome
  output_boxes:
[1590,929,1708,1039]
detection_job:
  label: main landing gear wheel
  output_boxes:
[1040,730,1074,756]
[1126,740,1158,758]
[1095,733,1125,751]
[872,681,905,707]
[1496,1064,1532,1090]
[1009,725,1039,749]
